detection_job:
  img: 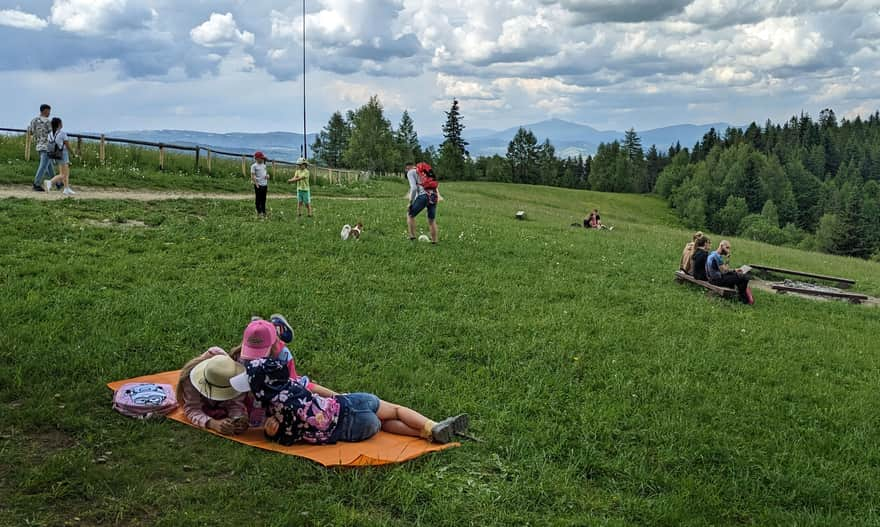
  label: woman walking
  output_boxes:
[44,117,76,195]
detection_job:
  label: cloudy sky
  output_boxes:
[1,0,879,137]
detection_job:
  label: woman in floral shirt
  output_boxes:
[231,358,468,445]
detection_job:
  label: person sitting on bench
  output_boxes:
[691,236,711,281]
[679,231,704,274]
[706,240,753,305]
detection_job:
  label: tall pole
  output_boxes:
[302,0,307,159]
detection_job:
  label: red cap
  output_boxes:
[254,151,266,160]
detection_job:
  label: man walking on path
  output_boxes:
[28,104,55,192]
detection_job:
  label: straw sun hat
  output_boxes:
[190,355,245,401]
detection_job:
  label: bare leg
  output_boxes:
[62,164,70,188]
[307,203,313,217]
[429,220,438,243]
[376,401,433,438]
[406,215,417,239]
[297,201,302,216]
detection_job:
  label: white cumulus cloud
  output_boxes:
[191,12,255,48]
[50,0,128,35]
[0,9,49,30]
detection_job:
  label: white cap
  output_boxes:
[229,372,251,393]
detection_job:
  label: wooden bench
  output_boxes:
[748,264,856,289]
[674,270,738,299]
[771,284,869,304]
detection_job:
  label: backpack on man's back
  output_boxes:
[416,162,439,191]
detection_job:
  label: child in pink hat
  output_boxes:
[235,319,337,426]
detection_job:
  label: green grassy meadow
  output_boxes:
[1,176,879,526]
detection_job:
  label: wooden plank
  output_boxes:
[675,271,737,299]
[241,156,247,178]
[99,134,106,163]
[159,146,165,170]
[76,137,83,157]
[749,264,855,288]
[25,129,31,162]
[206,149,212,173]
[771,285,868,304]
[194,147,200,170]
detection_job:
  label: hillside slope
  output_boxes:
[1,182,878,526]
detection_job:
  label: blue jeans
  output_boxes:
[33,151,56,186]
[335,393,381,442]
[408,193,437,221]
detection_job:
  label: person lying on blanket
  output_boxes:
[229,358,468,445]
[177,348,249,436]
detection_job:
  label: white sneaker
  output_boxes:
[63,187,76,195]
[43,180,51,192]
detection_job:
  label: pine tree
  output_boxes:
[342,96,397,173]
[506,128,539,184]
[395,110,422,163]
[437,99,469,179]
[311,111,350,168]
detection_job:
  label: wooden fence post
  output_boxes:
[241,156,247,178]
[272,161,276,180]
[25,130,32,161]
[159,145,165,170]
[206,149,212,174]
[76,137,83,157]
[194,147,200,171]
[99,134,106,163]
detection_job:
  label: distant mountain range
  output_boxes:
[105,130,317,162]
[105,118,733,162]
[421,118,735,158]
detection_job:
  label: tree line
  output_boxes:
[312,97,880,260]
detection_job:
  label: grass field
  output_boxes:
[1,179,879,526]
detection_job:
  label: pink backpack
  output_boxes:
[113,383,178,419]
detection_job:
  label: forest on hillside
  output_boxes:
[311,98,880,260]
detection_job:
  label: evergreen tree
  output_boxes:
[437,99,468,179]
[342,96,398,173]
[506,128,539,184]
[311,111,350,168]
[395,110,422,164]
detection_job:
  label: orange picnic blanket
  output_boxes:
[107,370,458,467]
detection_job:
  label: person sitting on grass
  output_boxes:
[583,211,596,229]
[177,348,249,436]
[288,157,313,218]
[691,236,711,282]
[680,231,704,274]
[230,358,468,445]
[706,240,754,305]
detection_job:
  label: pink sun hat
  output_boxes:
[240,319,278,360]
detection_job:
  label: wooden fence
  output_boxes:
[0,127,388,185]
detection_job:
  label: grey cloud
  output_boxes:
[556,0,692,23]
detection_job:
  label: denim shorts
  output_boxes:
[408,193,436,220]
[335,393,381,442]
[57,150,70,165]
[297,190,311,204]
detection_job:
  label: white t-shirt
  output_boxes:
[251,162,269,186]
[49,130,67,151]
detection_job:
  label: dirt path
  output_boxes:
[0,185,368,202]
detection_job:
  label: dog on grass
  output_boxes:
[341,223,363,241]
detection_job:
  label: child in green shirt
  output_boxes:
[288,157,313,217]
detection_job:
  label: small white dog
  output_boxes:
[341,223,363,241]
